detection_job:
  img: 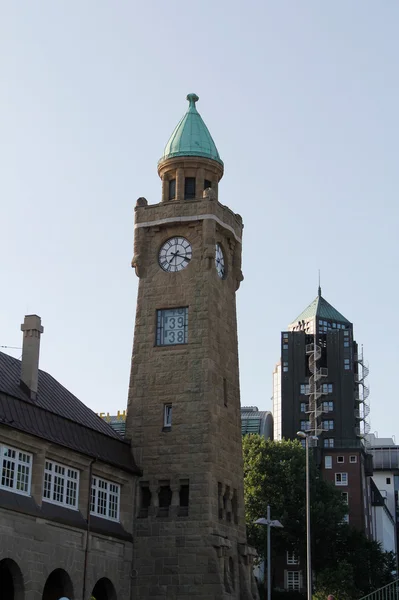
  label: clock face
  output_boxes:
[159,237,192,273]
[215,243,225,279]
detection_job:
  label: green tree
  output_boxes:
[243,435,395,598]
[243,435,347,567]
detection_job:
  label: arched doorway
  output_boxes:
[0,558,24,600]
[91,577,117,600]
[42,568,73,600]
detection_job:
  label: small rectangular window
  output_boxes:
[300,402,307,413]
[286,571,301,591]
[324,456,332,469]
[344,358,351,370]
[300,420,310,432]
[324,438,334,448]
[322,420,334,430]
[300,384,310,395]
[168,179,176,200]
[349,455,357,463]
[204,179,212,190]
[342,514,349,523]
[321,383,333,394]
[337,456,344,463]
[156,307,188,346]
[164,404,172,428]
[386,477,391,485]
[341,492,349,504]
[283,362,288,373]
[287,551,299,565]
[184,177,196,199]
[322,401,334,413]
[335,473,348,486]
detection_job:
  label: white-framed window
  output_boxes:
[90,476,120,521]
[0,445,32,496]
[286,571,301,591]
[324,438,334,448]
[349,455,357,463]
[335,473,348,486]
[324,456,332,469]
[43,460,79,509]
[287,551,299,565]
[164,404,172,428]
[337,456,344,464]
[323,420,334,430]
[341,492,349,504]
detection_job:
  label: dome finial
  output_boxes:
[186,93,199,109]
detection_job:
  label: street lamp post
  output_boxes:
[297,431,318,600]
[254,507,283,600]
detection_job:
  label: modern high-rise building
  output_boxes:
[273,286,373,533]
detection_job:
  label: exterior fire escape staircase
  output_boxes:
[305,342,328,439]
[355,346,371,444]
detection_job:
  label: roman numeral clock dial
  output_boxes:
[159,237,192,272]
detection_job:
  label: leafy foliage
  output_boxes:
[243,435,396,599]
[243,435,347,564]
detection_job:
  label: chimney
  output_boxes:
[20,315,44,400]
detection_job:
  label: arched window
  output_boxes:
[42,568,73,600]
[0,558,24,600]
[91,577,117,600]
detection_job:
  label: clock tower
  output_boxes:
[126,94,259,599]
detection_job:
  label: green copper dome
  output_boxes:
[159,93,223,166]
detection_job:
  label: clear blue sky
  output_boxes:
[1,2,398,439]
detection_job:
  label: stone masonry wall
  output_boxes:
[126,190,258,599]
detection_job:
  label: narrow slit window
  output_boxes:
[164,404,172,428]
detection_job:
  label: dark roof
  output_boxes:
[0,352,140,475]
[0,352,119,438]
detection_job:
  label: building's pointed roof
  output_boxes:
[159,93,223,165]
[290,287,351,326]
